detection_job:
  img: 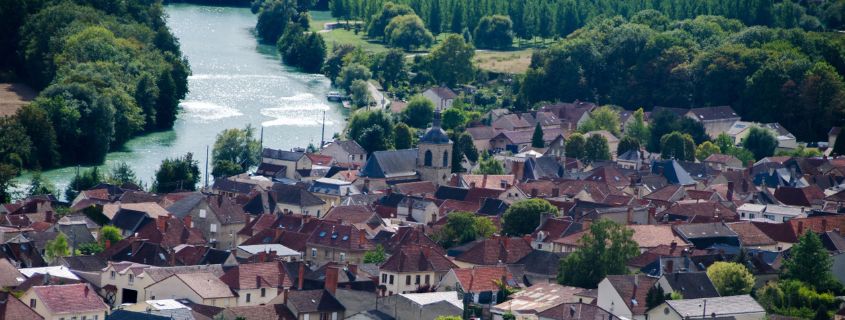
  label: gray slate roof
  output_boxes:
[360,149,418,179]
[262,148,305,161]
[664,295,764,316]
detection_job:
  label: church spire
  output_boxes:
[433,107,442,128]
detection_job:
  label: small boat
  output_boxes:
[326,91,344,102]
[341,100,352,109]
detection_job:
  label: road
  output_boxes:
[368,81,390,110]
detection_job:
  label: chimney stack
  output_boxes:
[325,266,339,294]
[727,182,734,201]
[626,206,633,224]
[105,240,111,250]
[298,263,305,290]
[156,215,169,232]
[183,215,192,228]
[531,188,538,198]
[798,221,805,235]
[665,260,674,274]
[552,188,560,198]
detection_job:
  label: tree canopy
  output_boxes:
[558,219,639,288]
[153,153,201,193]
[212,125,261,178]
[435,211,497,248]
[502,199,558,236]
[706,262,755,296]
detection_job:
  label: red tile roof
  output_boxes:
[658,201,738,223]
[306,221,374,251]
[604,275,657,315]
[306,154,334,166]
[323,205,378,225]
[394,181,437,196]
[727,222,777,247]
[439,200,481,216]
[774,186,826,207]
[219,261,293,290]
[456,236,533,265]
[380,245,457,273]
[453,265,515,292]
[30,284,107,315]
[0,292,43,319]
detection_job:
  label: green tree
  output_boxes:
[363,244,387,264]
[65,167,103,201]
[349,79,371,108]
[426,34,474,87]
[402,95,435,128]
[782,232,838,291]
[347,110,394,153]
[338,63,372,91]
[617,136,641,156]
[0,164,17,203]
[695,141,722,161]
[531,123,545,148]
[441,108,466,131]
[27,172,55,197]
[16,103,59,168]
[474,152,505,175]
[107,162,139,187]
[368,2,415,40]
[585,134,611,162]
[558,219,639,288]
[502,199,558,236]
[742,126,778,160]
[646,284,667,309]
[256,0,297,44]
[45,233,70,262]
[758,280,839,319]
[78,242,104,255]
[427,0,442,36]
[385,14,434,50]
[579,106,621,136]
[706,262,755,296]
[832,124,845,156]
[452,132,478,172]
[100,225,123,246]
[212,125,261,178]
[374,49,407,90]
[153,153,201,193]
[394,123,414,149]
[565,133,586,160]
[0,115,32,168]
[436,211,497,248]
[660,131,695,161]
[473,15,513,49]
[625,108,650,145]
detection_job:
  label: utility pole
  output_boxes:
[320,110,326,148]
[204,145,209,189]
[260,126,264,151]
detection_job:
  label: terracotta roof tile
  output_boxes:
[727,222,777,247]
[604,275,656,315]
[220,261,293,290]
[456,236,533,265]
[453,265,516,292]
[380,245,456,273]
[30,284,107,315]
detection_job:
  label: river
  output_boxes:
[20,4,345,196]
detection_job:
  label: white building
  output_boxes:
[646,295,766,320]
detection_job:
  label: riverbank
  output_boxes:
[15,4,346,199]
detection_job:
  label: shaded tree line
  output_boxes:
[521,12,845,141]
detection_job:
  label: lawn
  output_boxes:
[320,29,391,53]
[473,49,534,74]
[309,10,334,32]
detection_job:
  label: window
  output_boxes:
[110,271,116,279]
[442,151,449,167]
[312,248,317,257]
[382,274,387,283]
[406,275,411,285]
[415,275,420,284]
[246,293,251,303]
[199,209,207,218]
[320,313,330,320]
[210,223,217,233]
[261,288,266,297]
[749,214,756,219]
[129,274,134,284]
[29,299,35,308]
[425,275,430,284]
[424,150,432,166]
[764,214,775,221]
[389,275,394,284]
[325,250,330,257]
[339,253,346,262]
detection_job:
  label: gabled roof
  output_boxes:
[658,201,738,223]
[674,223,738,240]
[585,166,630,188]
[452,265,516,292]
[286,289,345,314]
[455,236,533,265]
[30,283,108,314]
[494,128,565,145]
[425,86,457,100]
[652,160,695,185]
[726,222,777,247]
[307,221,374,251]
[359,149,418,179]
[773,186,825,207]
[0,291,43,319]
[466,126,500,140]
[663,295,764,316]
[270,184,325,207]
[219,261,292,290]
[659,272,720,299]
[536,302,614,320]
[329,139,366,155]
[394,181,437,196]
[686,106,740,121]
[380,245,457,273]
[603,275,657,315]
[262,148,305,161]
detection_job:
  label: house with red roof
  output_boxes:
[379,245,457,296]
[454,236,534,267]
[21,283,108,320]
[219,261,294,306]
[597,275,657,320]
[438,265,519,306]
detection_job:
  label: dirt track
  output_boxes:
[0,83,36,117]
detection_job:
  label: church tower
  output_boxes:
[417,109,453,185]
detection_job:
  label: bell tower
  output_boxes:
[417,109,453,185]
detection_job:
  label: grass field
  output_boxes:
[474,49,534,74]
[309,10,334,32]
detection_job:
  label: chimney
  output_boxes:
[84,285,90,297]
[670,240,677,252]
[531,188,538,198]
[348,264,358,275]
[183,215,192,228]
[822,219,828,231]
[798,221,805,235]
[626,206,633,224]
[727,182,734,201]
[257,251,267,263]
[482,175,488,188]
[741,179,749,193]
[283,288,290,305]
[359,231,366,248]
[298,263,305,290]
[45,211,53,223]
[268,250,277,261]
[275,227,284,240]
[552,188,560,198]
[156,215,169,232]
[105,240,111,250]
[363,179,370,192]
[325,266,339,294]
[470,182,476,188]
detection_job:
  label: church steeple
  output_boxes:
[432,107,442,128]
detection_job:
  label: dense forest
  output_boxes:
[520,13,845,141]
[329,0,844,40]
[0,0,190,170]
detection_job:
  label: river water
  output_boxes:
[21,4,345,196]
